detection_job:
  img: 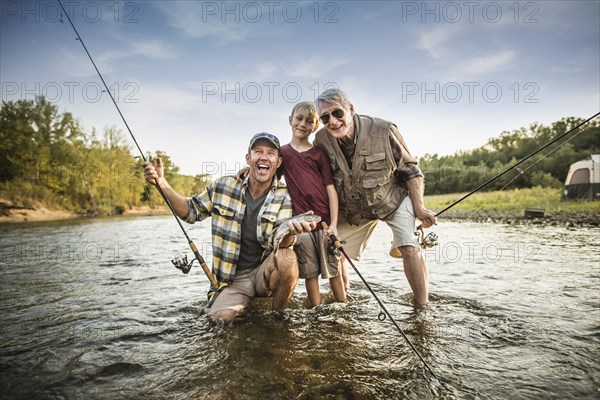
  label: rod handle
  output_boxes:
[190,241,219,289]
[320,222,345,250]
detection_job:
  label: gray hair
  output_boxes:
[315,88,352,111]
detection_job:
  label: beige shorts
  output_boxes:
[338,196,420,260]
[206,255,271,317]
[295,230,341,279]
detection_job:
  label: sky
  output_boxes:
[1,0,599,177]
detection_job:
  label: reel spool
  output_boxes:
[415,226,439,249]
[171,253,195,274]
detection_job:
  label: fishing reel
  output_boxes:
[171,253,196,274]
[327,239,346,257]
[415,226,439,249]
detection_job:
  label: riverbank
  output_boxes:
[434,208,600,228]
[426,187,600,228]
[0,203,78,223]
[2,188,598,227]
[0,199,169,224]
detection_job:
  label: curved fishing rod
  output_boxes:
[435,111,599,219]
[321,222,438,380]
[57,0,218,289]
[414,110,600,245]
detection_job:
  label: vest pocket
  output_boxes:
[362,177,386,206]
[364,152,387,170]
[362,178,379,189]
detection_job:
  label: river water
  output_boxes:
[0,215,598,399]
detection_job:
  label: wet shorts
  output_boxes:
[295,229,341,279]
[206,254,271,317]
[338,196,420,260]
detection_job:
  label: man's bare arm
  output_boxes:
[143,158,190,219]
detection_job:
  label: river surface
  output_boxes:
[0,215,598,399]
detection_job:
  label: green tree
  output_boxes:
[423,117,600,195]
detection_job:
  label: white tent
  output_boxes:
[563,154,600,200]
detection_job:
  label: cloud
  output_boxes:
[95,39,175,67]
[192,56,351,84]
[154,2,257,43]
[57,39,174,78]
[287,57,350,79]
[459,50,516,76]
[255,62,279,78]
[133,39,176,60]
[416,25,463,59]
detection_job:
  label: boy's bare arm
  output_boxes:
[325,184,339,235]
[235,166,250,182]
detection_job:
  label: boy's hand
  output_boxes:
[236,166,250,182]
[325,224,339,239]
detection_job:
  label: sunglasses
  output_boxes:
[319,108,345,125]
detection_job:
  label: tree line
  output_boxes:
[419,116,599,195]
[0,97,210,215]
[1,97,598,215]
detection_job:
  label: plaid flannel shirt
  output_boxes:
[183,175,292,285]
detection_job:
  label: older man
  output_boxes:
[313,89,436,306]
[144,132,316,321]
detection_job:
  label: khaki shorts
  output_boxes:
[338,196,420,260]
[207,255,271,317]
[295,230,341,279]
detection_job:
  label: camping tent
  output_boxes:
[563,154,600,200]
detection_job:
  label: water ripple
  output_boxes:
[0,218,598,399]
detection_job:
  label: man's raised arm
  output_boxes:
[143,157,190,219]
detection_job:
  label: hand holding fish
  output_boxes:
[273,211,321,250]
[288,211,319,235]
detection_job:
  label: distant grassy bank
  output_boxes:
[2,187,598,225]
[426,187,600,226]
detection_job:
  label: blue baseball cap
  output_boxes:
[248,132,281,152]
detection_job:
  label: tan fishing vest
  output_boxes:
[315,114,408,225]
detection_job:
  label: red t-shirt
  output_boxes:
[279,144,334,224]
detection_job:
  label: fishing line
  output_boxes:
[321,222,438,380]
[56,0,218,288]
[430,111,599,220]
[464,117,598,216]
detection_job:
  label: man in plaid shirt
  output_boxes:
[144,133,317,321]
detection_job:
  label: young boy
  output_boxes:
[279,101,348,306]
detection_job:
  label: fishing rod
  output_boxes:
[321,222,438,380]
[416,111,600,246]
[436,111,599,218]
[57,0,218,289]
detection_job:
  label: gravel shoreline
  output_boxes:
[438,209,600,228]
[2,201,599,228]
